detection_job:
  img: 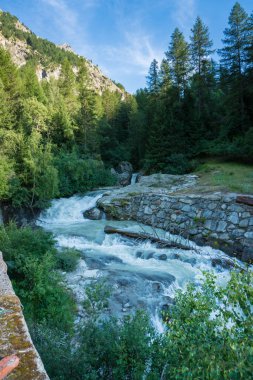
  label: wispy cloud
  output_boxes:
[103,32,162,76]
[100,1,163,78]
[172,0,196,33]
[42,0,78,38]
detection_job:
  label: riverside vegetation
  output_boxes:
[0,2,253,379]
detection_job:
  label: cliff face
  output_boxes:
[0,12,125,97]
[0,252,49,379]
[0,31,30,66]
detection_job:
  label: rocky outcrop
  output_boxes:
[83,207,103,220]
[111,162,133,186]
[0,23,125,97]
[0,252,49,379]
[0,31,31,66]
[97,175,253,262]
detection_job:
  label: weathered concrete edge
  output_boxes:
[0,252,49,380]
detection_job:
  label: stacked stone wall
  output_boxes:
[98,192,253,262]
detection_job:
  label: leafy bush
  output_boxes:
[83,279,111,318]
[161,271,253,380]
[0,224,75,330]
[164,153,198,174]
[56,248,81,272]
[55,151,116,197]
[32,271,253,380]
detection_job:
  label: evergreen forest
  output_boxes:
[0,3,253,211]
[0,3,253,380]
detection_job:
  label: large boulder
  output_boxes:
[111,161,133,186]
[83,207,103,220]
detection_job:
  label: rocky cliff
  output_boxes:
[0,11,125,97]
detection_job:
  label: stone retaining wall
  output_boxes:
[98,192,253,262]
[0,252,49,379]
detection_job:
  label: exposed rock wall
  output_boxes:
[98,191,253,262]
[0,252,49,379]
[0,31,30,66]
[0,30,125,97]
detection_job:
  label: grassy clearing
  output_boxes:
[195,160,253,194]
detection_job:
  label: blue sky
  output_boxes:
[1,0,252,93]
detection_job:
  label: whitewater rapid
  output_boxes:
[37,191,232,330]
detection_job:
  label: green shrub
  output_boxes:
[0,224,75,330]
[56,248,81,272]
[164,153,198,174]
[33,271,253,380]
[161,271,253,380]
[55,151,116,197]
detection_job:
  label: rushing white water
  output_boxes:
[131,173,138,185]
[37,191,233,330]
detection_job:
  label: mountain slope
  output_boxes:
[0,10,125,96]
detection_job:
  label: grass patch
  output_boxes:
[196,160,253,194]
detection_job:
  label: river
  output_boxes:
[36,190,232,331]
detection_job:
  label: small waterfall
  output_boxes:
[131,173,138,185]
[37,192,103,225]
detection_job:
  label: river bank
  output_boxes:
[97,174,253,262]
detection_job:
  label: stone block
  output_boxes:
[239,219,249,228]
[228,212,239,225]
[144,206,152,215]
[217,221,227,232]
[245,231,253,239]
[204,219,217,231]
[208,202,217,210]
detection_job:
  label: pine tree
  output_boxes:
[20,62,45,102]
[59,58,76,103]
[219,2,250,133]
[246,12,253,68]
[159,59,171,92]
[190,16,214,76]
[76,61,99,154]
[166,28,190,97]
[146,59,159,93]
[190,17,215,124]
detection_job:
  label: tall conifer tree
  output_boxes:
[166,28,190,97]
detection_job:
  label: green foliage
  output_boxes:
[0,155,13,198]
[161,271,253,379]
[166,28,191,93]
[56,248,81,272]
[147,59,160,94]
[55,151,116,197]
[0,224,75,330]
[83,279,111,318]
[0,11,81,66]
[164,154,198,174]
[31,271,253,380]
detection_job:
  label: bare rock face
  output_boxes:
[0,31,30,66]
[0,19,126,98]
[111,162,133,187]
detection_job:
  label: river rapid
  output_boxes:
[37,190,234,331]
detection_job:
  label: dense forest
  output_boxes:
[0,3,253,380]
[0,2,253,210]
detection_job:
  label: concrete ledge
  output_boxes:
[0,252,49,380]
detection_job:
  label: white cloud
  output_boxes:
[42,0,78,37]
[103,32,163,76]
[172,0,196,33]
